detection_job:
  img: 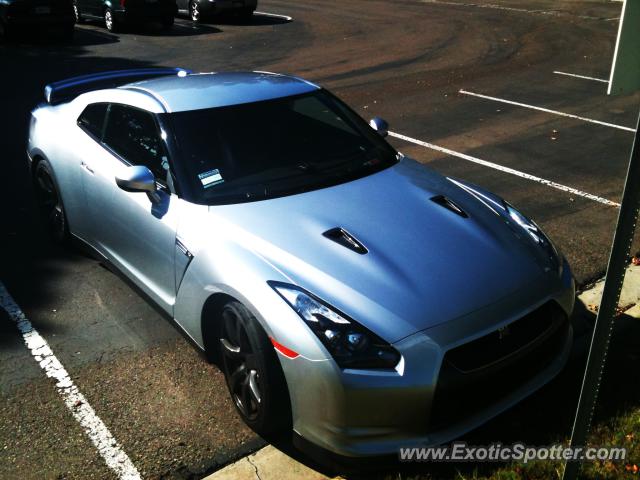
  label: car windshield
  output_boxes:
[164,90,398,205]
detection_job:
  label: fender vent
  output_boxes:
[323,228,368,255]
[431,195,468,218]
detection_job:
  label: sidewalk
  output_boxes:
[204,445,339,480]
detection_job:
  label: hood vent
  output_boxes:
[431,195,468,218]
[323,227,368,255]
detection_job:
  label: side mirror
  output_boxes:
[115,165,160,202]
[369,117,389,137]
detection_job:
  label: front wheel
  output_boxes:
[34,160,69,243]
[104,8,119,32]
[219,301,291,435]
[189,0,201,22]
[73,3,84,23]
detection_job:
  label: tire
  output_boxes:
[189,0,201,22]
[33,160,69,244]
[104,8,119,32]
[0,20,12,41]
[161,15,174,29]
[73,3,84,23]
[219,300,291,435]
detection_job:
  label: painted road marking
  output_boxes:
[0,283,142,480]
[254,11,293,21]
[419,0,613,20]
[553,71,610,84]
[459,89,636,133]
[389,131,621,208]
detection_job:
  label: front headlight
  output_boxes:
[269,282,401,370]
[503,202,562,272]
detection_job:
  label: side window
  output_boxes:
[102,104,169,181]
[77,103,108,139]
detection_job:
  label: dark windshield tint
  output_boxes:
[165,90,398,205]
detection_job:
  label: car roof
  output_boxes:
[121,71,321,113]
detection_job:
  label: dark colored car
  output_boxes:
[177,0,256,22]
[0,0,75,39]
[73,0,177,32]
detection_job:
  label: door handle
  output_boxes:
[81,161,94,174]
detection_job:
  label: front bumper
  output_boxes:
[280,262,575,457]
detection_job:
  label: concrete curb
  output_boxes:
[203,445,340,480]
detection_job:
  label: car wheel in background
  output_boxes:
[219,300,291,435]
[73,3,84,23]
[34,160,69,243]
[104,8,119,32]
[0,20,12,41]
[161,15,174,29]
[189,0,200,22]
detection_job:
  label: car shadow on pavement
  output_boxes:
[2,25,119,46]
[197,12,292,27]
[261,300,640,479]
[76,20,221,37]
[0,41,158,320]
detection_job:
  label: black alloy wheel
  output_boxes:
[34,160,68,243]
[219,300,291,434]
[189,0,200,22]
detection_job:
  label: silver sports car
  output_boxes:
[27,68,575,457]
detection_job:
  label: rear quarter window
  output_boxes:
[77,103,108,139]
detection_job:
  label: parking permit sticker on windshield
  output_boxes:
[198,169,224,188]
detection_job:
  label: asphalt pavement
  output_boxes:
[1,0,639,478]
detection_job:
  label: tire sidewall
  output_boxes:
[220,301,291,435]
[34,159,69,243]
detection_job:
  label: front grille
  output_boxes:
[429,302,569,430]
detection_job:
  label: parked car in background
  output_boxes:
[28,68,575,458]
[0,0,75,40]
[73,0,177,32]
[177,0,256,22]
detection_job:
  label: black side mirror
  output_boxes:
[369,117,389,137]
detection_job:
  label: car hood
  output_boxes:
[208,158,553,343]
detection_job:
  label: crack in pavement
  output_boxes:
[246,456,262,480]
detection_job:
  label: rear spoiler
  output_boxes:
[44,67,192,104]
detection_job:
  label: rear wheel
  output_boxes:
[219,301,291,435]
[34,160,69,243]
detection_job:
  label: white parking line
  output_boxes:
[553,71,610,84]
[459,89,636,132]
[0,283,142,480]
[254,11,293,21]
[389,131,621,207]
